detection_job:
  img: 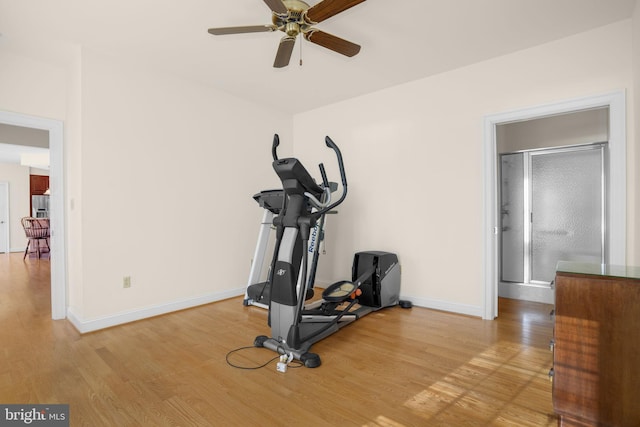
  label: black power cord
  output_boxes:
[225,346,303,370]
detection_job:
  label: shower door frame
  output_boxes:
[500,143,607,287]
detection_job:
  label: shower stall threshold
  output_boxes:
[498,281,554,304]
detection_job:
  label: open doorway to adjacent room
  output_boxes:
[497,109,608,304]
[483,92,626,319]
[0,111,66,320]
[0,125,50,256]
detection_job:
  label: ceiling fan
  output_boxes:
[207,0,367,68]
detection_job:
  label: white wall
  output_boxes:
[0,164,30,251]
[0,49,66,254]
[0,50,67,120]
[74,48,292,322]
[294,20,635,315]
[496,108,609,153]
[0,124,49,148]
[30,168,50,176]
[1,43,293,329]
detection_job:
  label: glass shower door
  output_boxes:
[530,147,604,283]
[500,145,605,285]
[500,154,525,283]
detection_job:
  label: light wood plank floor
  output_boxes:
[0,252,557,426]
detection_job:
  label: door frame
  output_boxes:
[0,110,66,320]
[0,181,9,253]
[482,91,626,319]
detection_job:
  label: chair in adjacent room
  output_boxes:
[21,217,50,259]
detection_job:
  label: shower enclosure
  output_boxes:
[500,144,606,292]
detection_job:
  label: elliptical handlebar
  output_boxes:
[269,133,347,217]
[324,136,347,188]
[313,136,347,218]
[319,163,329,189]
[304,187,332,209]
[272,134,280,161]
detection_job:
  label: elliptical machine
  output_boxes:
[243,183,336,309]
[253,134,401,368]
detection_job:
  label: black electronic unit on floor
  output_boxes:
[352,251,401,309]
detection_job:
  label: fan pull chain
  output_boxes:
[299,33,303,66]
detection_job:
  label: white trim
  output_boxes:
[402,295,483,318]
[66,288,482,333]
[67,288,246,333]
[483,118,499,320]
[0,182,9,254]
[0,110,67,320]
[482,91,627,320]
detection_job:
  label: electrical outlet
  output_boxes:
[123,276,131,288]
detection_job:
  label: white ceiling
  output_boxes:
[0,142,49,168]
[0,0,637,114]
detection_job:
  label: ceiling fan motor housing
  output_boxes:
[272,0,312,34]
[281,0,311,14]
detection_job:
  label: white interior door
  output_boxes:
[0,182,9,253]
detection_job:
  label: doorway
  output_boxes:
[0,182,8,253]
[482,91,626,320]
[0,110,66,320]
[499,144,606,303]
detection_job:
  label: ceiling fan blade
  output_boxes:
[263,0,288,15]
[208,25,277,35]
[304,30,361,57]
[274,36,296,68]
[305,0,367,24]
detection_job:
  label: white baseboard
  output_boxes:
[67,287,246,333]
[65,287,485,334]
[318,277,484,318]
[401,295,484,318]
[315,276,483,318]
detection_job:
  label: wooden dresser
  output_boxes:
[553,262,640,427]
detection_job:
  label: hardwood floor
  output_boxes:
[0,252,557,426]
